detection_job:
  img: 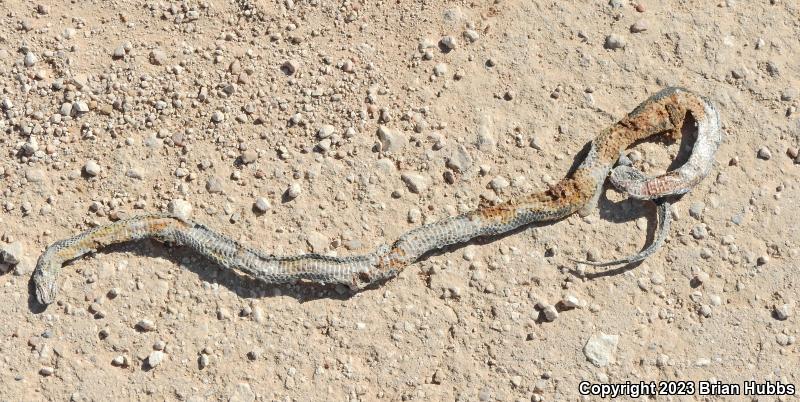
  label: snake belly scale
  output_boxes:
[32,87,722,305]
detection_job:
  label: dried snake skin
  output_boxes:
[33,87,722,305]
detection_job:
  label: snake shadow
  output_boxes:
[26,113,701,312]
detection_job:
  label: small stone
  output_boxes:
[489,176,510,192]
[439,35,458,51]
[401,173,430,194]
[317,124,335,139]
[446,146,473,173]
[773,304,791,321]
[72,101,89,115]
[111,355,128,367]
[757,146,772,160]
[541,304,559,322]
[604,34,627,49]
[147,351,165,368]
[463,29,480,43]
[634,3,645,12]
[240,149,258,164]
[199,354,210,369]
[583,333,619,367]
[211,111,225,123]
[630,20,648,33]
[83,160,102,177]
[433,63,448,77]
[561,294,582,309]
[286,183,302,200]
[149,49,167,65]
[153,340,166,351]
[689,202,705,219]
[168,199,193,220]
[39,367,55,376]
[698,304,712,317]
[136,319,156,332]
[377,126,406,153]
[1,98,12,110]
[254,197,270,213]
[757,255,770,266]
[787,146,799,159]
[206,176,224,194]
[24,52,38,67]
[217,308,231,320]
[281,60,299,75]
[781,88,798,101]
[0,242,24,265]
[112,46,126,59]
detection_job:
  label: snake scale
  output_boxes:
[32,87,722,305]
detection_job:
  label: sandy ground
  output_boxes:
[1,0,798,400]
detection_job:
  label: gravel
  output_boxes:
[400,173,430,194]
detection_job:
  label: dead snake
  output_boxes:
[33,87,722,305]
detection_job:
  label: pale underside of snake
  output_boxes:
[32,87,722,305]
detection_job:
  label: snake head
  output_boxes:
[32,254,60,305]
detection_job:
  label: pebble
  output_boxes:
[689,202,705,220]
[111,355,128,367]
[136,319,156,332]
[630,20,648,33]
[446,146,473,173]
[463,29,480,43]
[281,60,299,75]
[317,124,335,139]
[773,304,791,321]
[240,149,258,164]
[83,160,102,177]
[440,35,458,51]
[286,183,302,200]
[112,46,126,59]
[433,63,448,77]
[489,176,510,192]
[24,52,38,67]
[698,304,712,317]
[561,294,582,309]
[72,101,89,115]
[149,49,167,66]
[604,34,627,49]
[206,176,224,194]
[757,146,772,160]
[168,199,193,220]
[541,304,559,322]
[400,173,430,194]
[0,242,24,265]
[39,367,55,376]
[377,126,406,153]
[583,333,619,367]
[254,197,270,213]
[153,340,166,351]
[199,354,210,369]
[211,111,225,123]
[787,146,799,159]
[147,351,165,368]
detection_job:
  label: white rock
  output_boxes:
[0,242,24,265]
[286,183,302,200]
[317,124,335,139]
[83,160,102,176]
[24,52,38,67]
[168,199,193,220]
[377,126,406,153]
[604,34,627,49]
[254,197,270,213]
[401,173,430,194]
[489,176,510,192]
[147,351,165,368]
[583,333,619,367]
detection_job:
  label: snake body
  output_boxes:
[33,87,721,305]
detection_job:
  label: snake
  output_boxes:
[32,87,722,305]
